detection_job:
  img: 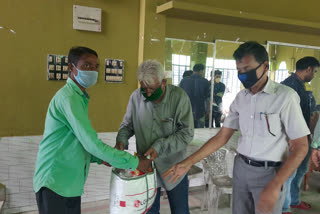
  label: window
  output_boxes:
[205,57,213,80]
[213,59,241,114]
[172,54,190,85]
[274,61,288,83]
[214,59,241,95]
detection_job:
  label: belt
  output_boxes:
[239,154,282,168]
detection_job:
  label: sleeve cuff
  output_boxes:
[116,136,129,150]
[223,119,239,130]
[130,155,139,170]
[152,139,163,157]
[90,155,102,164]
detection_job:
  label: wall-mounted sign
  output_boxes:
[47,55,69,81]
[105,59,124,83]
[73,5,102,32]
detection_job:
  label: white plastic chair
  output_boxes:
[201,148,236,214]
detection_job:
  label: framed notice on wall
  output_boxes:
[73,5,102,32]
[47,54,69,81]
[105,59,124,83]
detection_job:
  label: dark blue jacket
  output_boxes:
[179,74,210,119]
[281,73,312,126]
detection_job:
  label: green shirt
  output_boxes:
[116,84,194,191]
[33,78,138,197]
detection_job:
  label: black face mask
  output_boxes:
[238,63,264,89]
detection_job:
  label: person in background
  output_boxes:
[281,56,319,214]
[163,41,309,214]
[116,60,194,214]
[179,64,210,128]
[205,70,226,128]
[33,47,151,214]
[178,70,193,87]
[182,70,193,79]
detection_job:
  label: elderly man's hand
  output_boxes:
[137,156,152,173]
[256,181,281,214]
[144,147,158,161]
[115,142,124,151]
[163,159,192,183]
[311,149,320,168]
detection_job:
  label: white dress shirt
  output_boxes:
[223,78,310,162]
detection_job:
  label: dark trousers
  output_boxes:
[194,118,204,128]
[147,175,190,214]
[36,187,81,214]
[205,106,222,128]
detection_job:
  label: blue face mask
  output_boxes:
[238,63,264,89]
[72,64,98,88]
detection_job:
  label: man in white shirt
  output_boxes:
[163,41,309,214]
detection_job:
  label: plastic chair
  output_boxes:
[201,148,236,214]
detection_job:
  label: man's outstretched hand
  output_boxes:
[163,159,192,183]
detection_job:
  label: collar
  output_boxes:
[161,85,169,104]
[244,78,276,95]
[67,78,90,99]
[262,78,276,94]
[191,74,202,78]
[291,73,305,86]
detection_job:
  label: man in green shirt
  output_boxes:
[33,47,150,214]
[116,60,194,213]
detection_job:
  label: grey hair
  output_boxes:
[137,60,165,85]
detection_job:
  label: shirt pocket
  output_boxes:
[255,113,281,137]
[161,118,174,137]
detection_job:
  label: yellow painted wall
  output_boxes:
[311,51,320,102]
[171,40,192,55]
[0,0,140,136]
[168,39,215,58]
[3,0,320,137]
[172,0,320,23]
[215,41,241,59]
[166,17,320,47]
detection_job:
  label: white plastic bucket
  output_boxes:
[109,166,157,214]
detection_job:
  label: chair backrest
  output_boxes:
[201,148,236,182]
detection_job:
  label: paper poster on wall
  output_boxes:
[105,59,124,83]
[47,54,69,81]
[164,70,172,78]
